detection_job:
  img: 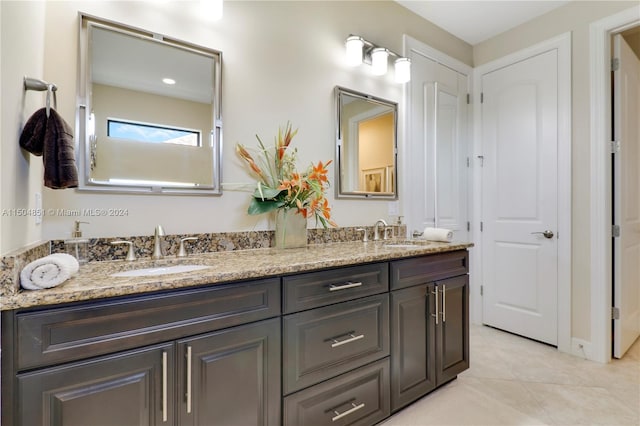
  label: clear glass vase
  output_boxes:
[274,209,307,249]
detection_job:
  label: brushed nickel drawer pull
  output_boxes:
[331,333,365,348]
[332,402,365,421]
[162,351,168,422]
[186,345,192,414]
[432,287,439,325]
[329,281,363,292]
[441,284,446,322]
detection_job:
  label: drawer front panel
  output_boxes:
[283,358,390,426]
[283,263,388,313]
[391,250,468,290]
[283,294,389,394]
[16,278,280,370]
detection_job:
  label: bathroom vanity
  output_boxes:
[1,242,470,426]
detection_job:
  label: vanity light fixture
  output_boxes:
[394,57,411,84]
[345,35,364,66]
[344,34,411,83]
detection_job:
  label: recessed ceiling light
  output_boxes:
[162,78,176,85]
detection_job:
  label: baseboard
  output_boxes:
[571,337,595,361]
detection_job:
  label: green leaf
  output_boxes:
[247,197,285,215]
[253,185,282,200]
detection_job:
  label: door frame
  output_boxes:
[589,5,640,364]
[472,32,572,354]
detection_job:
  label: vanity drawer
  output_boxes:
[16,278,280,370]
[283,293,389,394]
[391,250,468,290]
[283,262,388,313]
[283,358,390,426]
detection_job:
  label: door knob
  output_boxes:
[531,230,554,239]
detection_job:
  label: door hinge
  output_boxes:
[480,92,484,103]
[467,221,470,232]
[610,140,620,154]
[613,225,620,238]
[466,157,470,167]
[480,222,484,232]
[611,58,620,71]
[480,285,484,296]
[466,93,470,104]
[612,306,620,320]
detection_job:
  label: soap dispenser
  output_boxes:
[65,221,89,265]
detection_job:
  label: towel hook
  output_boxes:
[23,76,58,118]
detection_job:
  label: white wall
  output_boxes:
[31,0,471,241]
[473,0,637,342]
[0,1,47,254]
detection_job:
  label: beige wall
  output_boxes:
[359,113,394,192]
[473,1,638,342]
[30,0,471,241]
[0,1,47,254]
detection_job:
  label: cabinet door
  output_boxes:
[177,318,281,426]
[390,284,436,411]
[17,343,174,426]
[436,275,469,384]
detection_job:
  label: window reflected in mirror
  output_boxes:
[336,87,397,199]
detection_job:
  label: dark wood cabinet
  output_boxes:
[3,249,470,426]
[4,279,281,426]
[390,258,469,412]
[177,318,281,426]
[17,342,174,426]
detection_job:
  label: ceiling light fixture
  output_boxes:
[344,34,411,83]
[200,0,223,21]
[162,78,176,85]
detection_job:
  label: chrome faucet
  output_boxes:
[152,225,165,259]
[373,219,388,241]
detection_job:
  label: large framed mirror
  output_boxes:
[335,87,398,199]
[77,14,222,195]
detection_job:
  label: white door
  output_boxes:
[613,34,640,358]
[481,49,559,345]
[407,44,469,241]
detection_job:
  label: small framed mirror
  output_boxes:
[335,87,397,199]
[77,14,222,195]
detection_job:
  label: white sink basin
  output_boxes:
[383,244,423,249]
[111,264,211,277]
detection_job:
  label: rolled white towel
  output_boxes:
[20,253,79,291]
[421,227,454,242]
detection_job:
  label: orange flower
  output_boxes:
[236,123,336,228]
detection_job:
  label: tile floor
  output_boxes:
[382,324,640,426]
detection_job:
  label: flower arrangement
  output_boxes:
[236,123,337,228]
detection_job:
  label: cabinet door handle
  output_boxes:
[162,351,168,423]
[331,402,365,422]
[431,287,439,325]
[186,345,192,414]
[441,284,446,322]
[329,281,363,292]
[330,333,365,348]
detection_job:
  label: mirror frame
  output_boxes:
[77,13,223,195]
[335,86,398,199]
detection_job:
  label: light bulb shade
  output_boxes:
[395,57,411,83]
[345,36,364,66]
[371,48,389,75]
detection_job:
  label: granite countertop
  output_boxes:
[1,240,473,311]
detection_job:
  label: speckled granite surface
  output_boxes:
[1,240,472,311]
